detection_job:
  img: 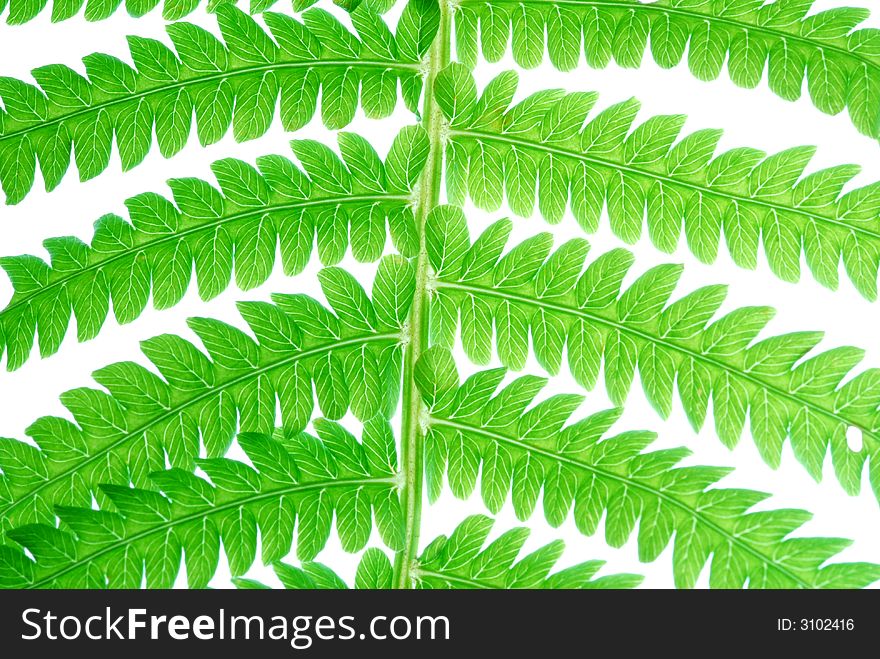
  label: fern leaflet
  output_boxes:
[0,2,438,204]
[0,126,427,370]
[0,0,391,26]
[436,65,880,299]
[455,0,880,139]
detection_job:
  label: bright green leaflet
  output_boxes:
[0,3,432,204]
[0,0,391,26]
[455,0,880,140]
[437,65,880,299]
[417,348,880,589]
[409,515,641,588]
[425,207,880,501]
[0,126,428,371]
[2,0,880,590]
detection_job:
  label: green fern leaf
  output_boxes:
[0,264,412,533]
[411,514,642,588]
[436,66,880,298]
[437,65,880,300]
[454,0,880,139]
[425,208,880,500]
[1,0,877,593]
[0,428,402,588]
[416,348,880,589]
[0,3,436,205]
[0,127,426,371]
[0,0,395,31]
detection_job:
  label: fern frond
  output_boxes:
[1,0,875,593]
[0,0,393,26]
[415,348,880,589]
[436,66,880,299]
[235,516,642,589]
[411,514,641,588]
[454,0,880,139]
[0,2,439,204]
[0,126,427,371]
[0,427,403,588]
[425,206,880,500]
[0,262,413,532]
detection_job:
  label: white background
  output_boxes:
[1,0,879,588]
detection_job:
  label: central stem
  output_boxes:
[392,0,451,590]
